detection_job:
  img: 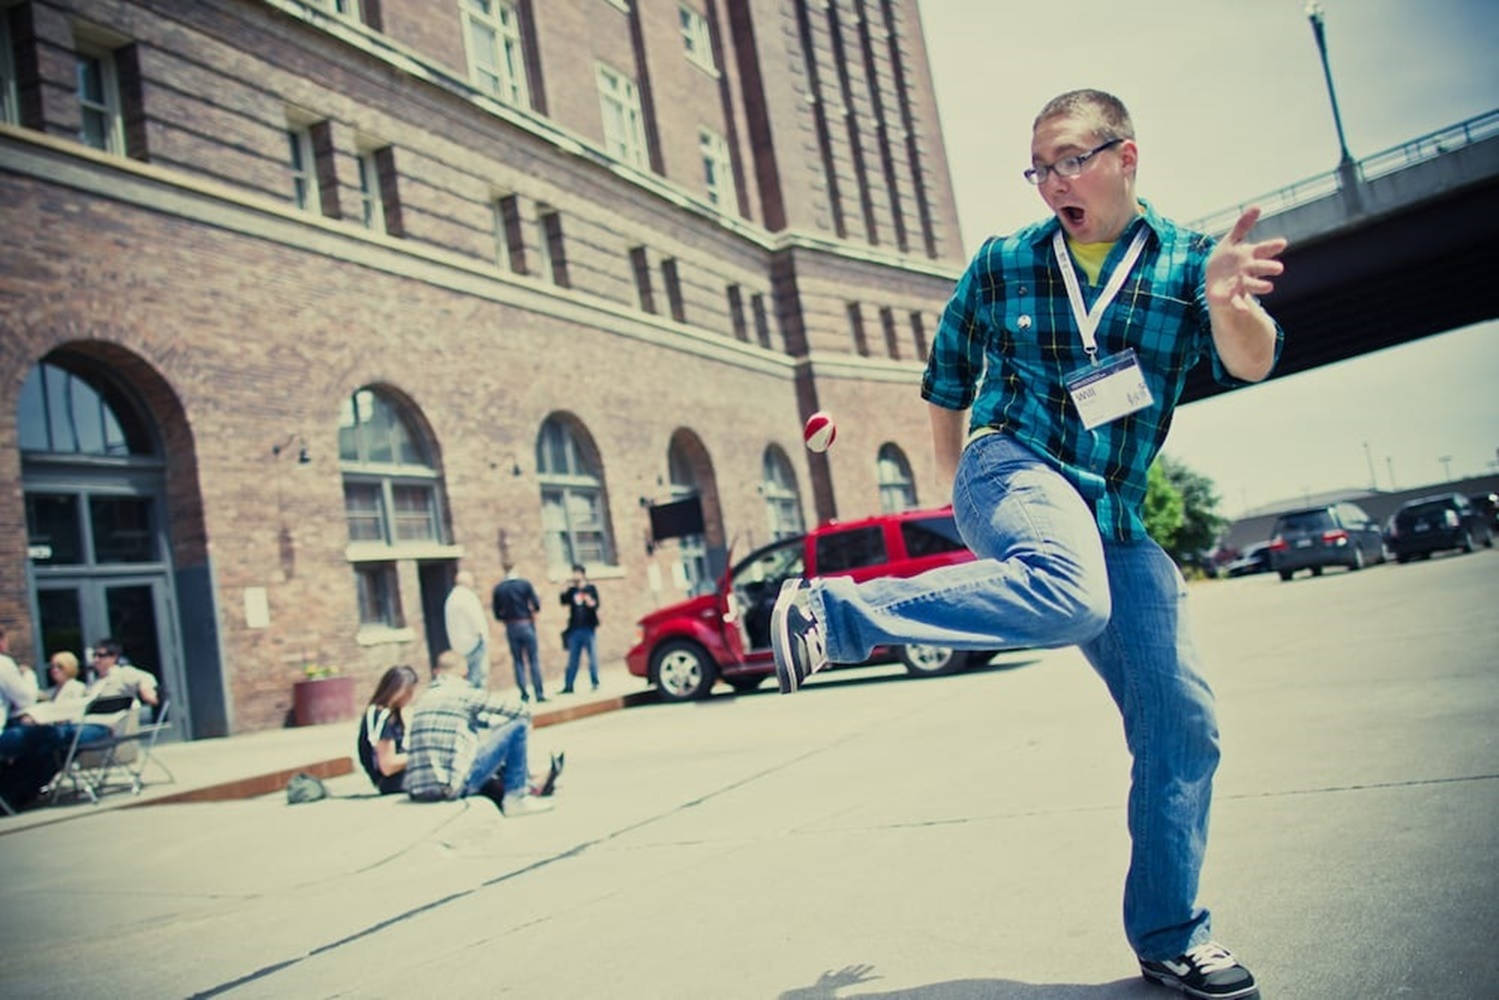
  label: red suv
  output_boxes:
[626,506,985,701]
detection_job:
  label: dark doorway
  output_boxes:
[417,561,456,668]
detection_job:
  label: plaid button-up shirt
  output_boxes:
[922,200,1283,542]
[403,676,529,799]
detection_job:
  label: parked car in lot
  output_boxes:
[1268,502,1386,580]
[1388,492,1495,562]
[1224,541,1273,577]
[627,507,989,701]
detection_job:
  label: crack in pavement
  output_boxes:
[188,720,885,998]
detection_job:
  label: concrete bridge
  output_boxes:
[1181,109,1499,404]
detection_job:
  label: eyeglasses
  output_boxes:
[1024,138,1123,185]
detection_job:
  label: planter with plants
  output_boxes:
[291,664,356,726]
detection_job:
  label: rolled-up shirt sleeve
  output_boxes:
[921,238,996,411]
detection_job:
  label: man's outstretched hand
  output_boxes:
[1205,206,1288,312]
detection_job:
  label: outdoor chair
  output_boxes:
[50,697,174,804]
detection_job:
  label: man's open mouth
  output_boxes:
[1061,206,1085,225]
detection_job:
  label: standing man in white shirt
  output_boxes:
[444,570,491,689]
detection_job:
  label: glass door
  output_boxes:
[32,576,187,739]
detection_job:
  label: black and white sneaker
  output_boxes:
[770,578,829,694]
[1139,941,1258,999]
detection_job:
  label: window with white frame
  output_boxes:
[678,5,715,73]
[338,387,445,546]
[668,437,710,595]
[339,387,444,631]
[356,150,384,232]
[489,197,511,270]
[596,63,647,169]
[462,0,529,107]
[762,446,804,541]
[877,443,918,513]
[1,15,18,125]
[698,127,735,210]
[76,46,123,154]
[537,416,616,572]
[354,563,403,627]
[309,0,362,21]
[286,125,316,211]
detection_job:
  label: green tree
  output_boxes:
[1142,461,1184,551]
[1157,454,1227,561]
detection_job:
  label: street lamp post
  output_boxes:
[1306,3,1362,210]
[1439,455,1454,482]
[1363,441,1377,490]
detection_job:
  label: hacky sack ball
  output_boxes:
[802,411,837,453]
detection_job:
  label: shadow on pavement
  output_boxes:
[778,965,1153,999]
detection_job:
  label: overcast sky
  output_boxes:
[916,0,1499,515]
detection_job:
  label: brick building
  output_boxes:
[0,0,964,737]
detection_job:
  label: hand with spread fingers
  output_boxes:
[1204,205,1286,380]
[1205,205,1288,312]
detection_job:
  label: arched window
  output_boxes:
[338,387,445,628]
[537,416,615,572]
[668,434,710,595]
[17,361,153,457]
[761,446,804,540]
[877,443,918,513]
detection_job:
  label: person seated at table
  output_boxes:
[44,652,87,704]
[85,639,159,707]
[357,665,419,795]
[0,625,64,809]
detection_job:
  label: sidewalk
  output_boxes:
[0,661,656,836]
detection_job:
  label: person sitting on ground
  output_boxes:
[45,652,87,704]
[86,640,159,708]
[357,665,420,795]
[403,650,554,816]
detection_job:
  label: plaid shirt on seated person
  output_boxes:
[403,675,529,800]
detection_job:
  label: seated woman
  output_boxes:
[45,652,87,704]
[357,665,419,795]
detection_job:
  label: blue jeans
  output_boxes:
[461,718,530,797]
[811,434,1218,960]
[504,621,544,697]
[462,638,490,689]
[565,627,598,689]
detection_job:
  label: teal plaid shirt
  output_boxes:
[922,200,1283,542]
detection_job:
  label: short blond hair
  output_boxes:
[434,649,465,677]
[1033,89,1135,143]
[50,651,80,680]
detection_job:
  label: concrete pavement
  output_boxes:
[0,549,1495,999]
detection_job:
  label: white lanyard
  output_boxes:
[1052,228,1148,361]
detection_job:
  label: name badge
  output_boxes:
[1064,349,1153,430]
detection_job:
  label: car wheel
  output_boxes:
[726,674,767,694]
[1349,547,1365,571]
[1310,566,1323,577]
[1396,553,1411,564]
[899,643,967,677]
[1278,569,1293,581]
[651,640,718,702]
[1460,530,1475,554]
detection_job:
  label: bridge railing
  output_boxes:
[1188,108,1499,235]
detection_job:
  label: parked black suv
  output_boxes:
[1389,492,1495,562]
[1268,502,1386,580]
